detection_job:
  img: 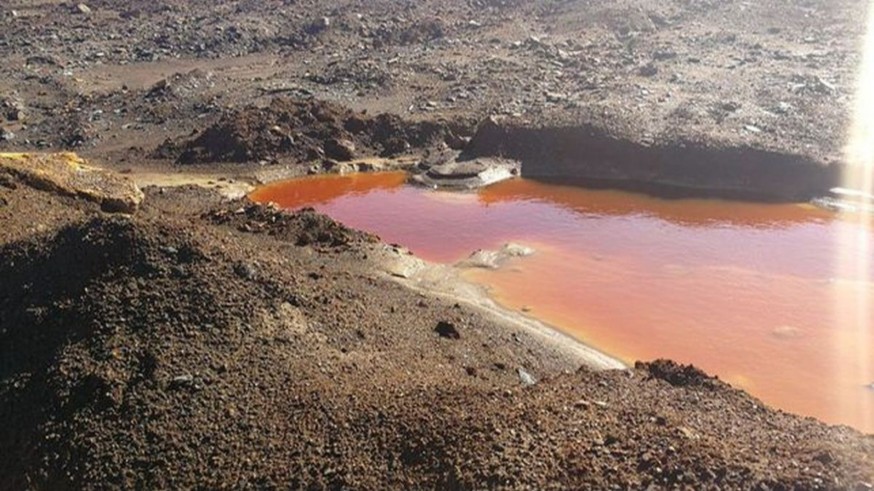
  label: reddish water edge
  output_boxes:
[250,172,874,433]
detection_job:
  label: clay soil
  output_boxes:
[2,0,874,489]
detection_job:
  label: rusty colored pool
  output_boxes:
[250,172,874,433]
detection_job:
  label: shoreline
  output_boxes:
[128,166,628,372]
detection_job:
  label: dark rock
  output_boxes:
[435,321,460,339]
[234,261,257,280]
[323,138,356,161]
[639,63,659,77]
[637,359,720,389]
[169,374,196,390]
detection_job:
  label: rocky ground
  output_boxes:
[1,0,874,489]
[1,153,873,490]
[1,0,868,195]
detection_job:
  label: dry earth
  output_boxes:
[1,0,874,489]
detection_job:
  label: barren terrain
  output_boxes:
[1,1,873,489]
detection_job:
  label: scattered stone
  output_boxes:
[323,138,357,161]
[460,243,535,269]
[234,261,257,280]
[434,320,460,339]
[545,92,567,103]
[75,3,92,15]
[517,367,536,386]
[412,156,520,189]
[813,76,836,94]
[638,359,720,389]
[169,374,197,390]
[6,108,23,122]
[653,49,677,61]
[639,63,659,77]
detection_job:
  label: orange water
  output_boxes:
[251,172,874,433]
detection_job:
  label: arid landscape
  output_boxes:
[1,0,874,489]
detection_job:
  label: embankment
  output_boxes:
[463,117,842,201]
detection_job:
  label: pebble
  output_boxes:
[234,262,257,280]
[434,320,460,339]
[517,367,536,386]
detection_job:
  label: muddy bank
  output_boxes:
[463,117,843,201]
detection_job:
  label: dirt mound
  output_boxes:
[203,202,378,248]
[159,97,470,165]
[636,359,722,389]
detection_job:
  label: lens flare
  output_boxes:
[835,0,874,433]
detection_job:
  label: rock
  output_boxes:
[0,153,144,213]
[306,17,331,35]
[323,138,356,161]
[75,3,92,15]
[169,374,200,391]
[517,367,536,386]
[545,92,567,103]
[1,129,14,142]
[637,359,719,388]
[6,108,23,122]
[234,261,257,280]
[434,321,460,339]
[813,76,836,94]
[460,243,535,269]
[411,156,520,189]
[639,63,659,77]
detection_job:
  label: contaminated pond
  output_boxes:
[250,172,874,433]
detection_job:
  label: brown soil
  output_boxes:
[156,97,471,165]
[1,0,866,197]
[2,0,874,488]
[1,169,873,490]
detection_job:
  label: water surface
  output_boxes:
[251,172,874,433]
